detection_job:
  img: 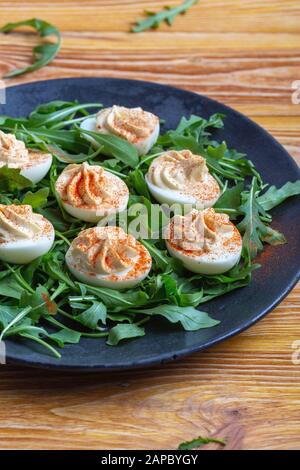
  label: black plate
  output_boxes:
[1,78,300,371]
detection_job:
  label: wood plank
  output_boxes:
[1,0,299,33]
[1,31,299,52]
[1,47,299,110]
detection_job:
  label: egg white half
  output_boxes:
[166,240,242,275]
[60,196,129,223]
[21,154,52,184]
[0,231,55,264]
[146,174,207,206]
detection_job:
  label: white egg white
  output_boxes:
[145,174,210,206]
[21,153,52,184]
[166,240,241,275]
[0,230,55,264]
[60,198,129,223]
[134,122,160,156]
[79,117,99,146]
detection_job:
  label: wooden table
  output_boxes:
[0,0,299,450]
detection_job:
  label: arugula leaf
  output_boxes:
[0,275,25,299]
[127,168,151,199]
[83,285,149,312]
[176,113,224,135]
[19,286,57,321]
[178,436,226,450]
[257,180,300,211]
[0,18,61,78]
[38,207,69,232]
[73,301,107,329]
[19,327,61,358]
[22,188,49,208]
[21,258,42,284]
[0,115,28,128]
[132,0,198,33]
[19,128,90,154]
[28,102,102,128]
[160,274,204,307]
[79,128,139,168]
[30,101,75,115]
[132,305,220,331]
[238,178,286,261]
[214,182,244,218]
[45,142,101,164]
[107,323,145,346]
[0,166,32,191]
[0,306,32,341]
[141,240,174,272]
[0,305,28,329]
[48,328,82,348]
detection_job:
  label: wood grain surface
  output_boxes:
[0,0,299,450]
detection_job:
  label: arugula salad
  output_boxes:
[0,100,299,359]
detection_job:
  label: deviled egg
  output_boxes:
[145,150,221,207]
[165,208,242,275]
[80,105,160,155]
[0,130,52,184]
[0,204,55,264]
[66,226,152,289]
[55,162,129,223]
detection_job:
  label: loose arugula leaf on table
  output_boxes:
[0,18,61,78]
[178,436,226,450]
[131,0,198,33]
